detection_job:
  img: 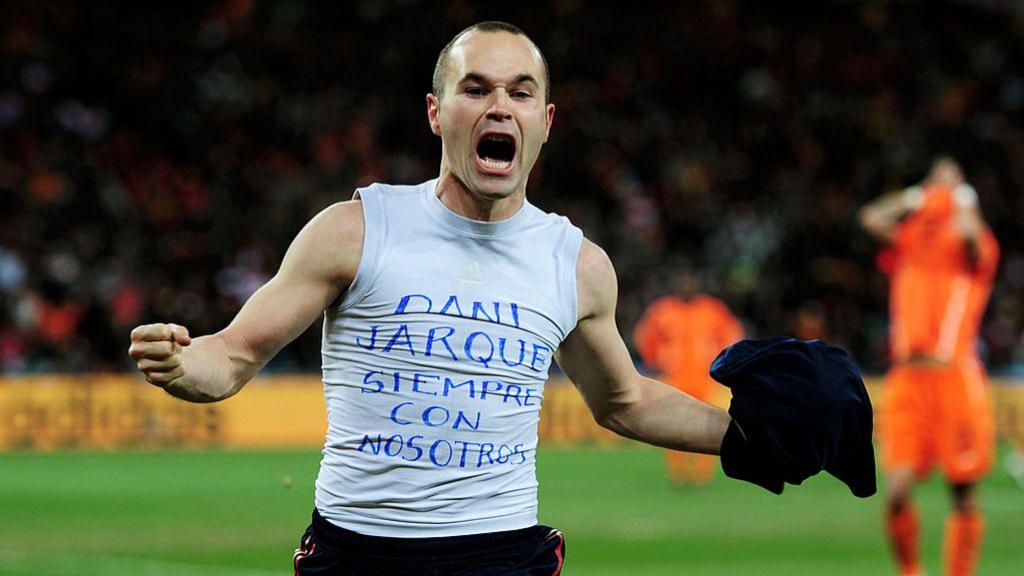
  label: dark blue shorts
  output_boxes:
[293,509,566,576]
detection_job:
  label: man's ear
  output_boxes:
[543,102,555,143]
[427,93,441,136]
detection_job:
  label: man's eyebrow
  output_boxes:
[512,74,540,88]
[458,72,540,88]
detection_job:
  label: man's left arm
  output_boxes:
[554,239,731,455]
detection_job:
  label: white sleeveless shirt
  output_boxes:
[315,179,583,537]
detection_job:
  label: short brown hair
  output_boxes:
[432,21,551,103]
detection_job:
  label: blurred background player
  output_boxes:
[860,157,1000,576]
[633,264,743,486]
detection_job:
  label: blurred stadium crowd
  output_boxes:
[1,1,1022,374]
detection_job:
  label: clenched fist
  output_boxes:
[128,323,192,387]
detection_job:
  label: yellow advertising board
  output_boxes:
[0,375,323,450]
[1,375,1023,450]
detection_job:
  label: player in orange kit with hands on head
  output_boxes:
[633,265,743,486]
[860,157,1000,576]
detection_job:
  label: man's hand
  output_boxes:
[121,201,362,403]
[128,323,193,388]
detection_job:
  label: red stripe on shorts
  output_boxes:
[293,535,314,575]
[550,530,565,575]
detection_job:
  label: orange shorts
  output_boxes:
[879,361,994,483]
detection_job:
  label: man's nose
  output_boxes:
[485,90,513,122]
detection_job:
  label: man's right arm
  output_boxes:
[858,187,920,242]
[128,201,364,402]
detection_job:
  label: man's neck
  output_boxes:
[434,170,526,222]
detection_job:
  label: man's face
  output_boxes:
[427,31,554,201]
[927,158,964,187]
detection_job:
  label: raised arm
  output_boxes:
[554,239,731,454]
[128,201,364,402]
[858,187,920,243]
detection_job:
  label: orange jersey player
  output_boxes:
[860,157,999,576]
[634,269,743,485]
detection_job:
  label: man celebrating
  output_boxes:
[130,22,871,574]
[860,157,999,576]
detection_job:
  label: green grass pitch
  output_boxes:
[1,445,1021,575]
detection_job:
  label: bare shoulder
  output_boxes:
[281,199,364,289]
[312,198,363,239]
[577,237,615,286]
[575,237,618,321]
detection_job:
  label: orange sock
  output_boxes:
[691,453,715,486]
[886,504,921,576]
[666,451,688,484]
[944,510,984,576]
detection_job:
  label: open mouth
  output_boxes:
[475,134,516,172]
